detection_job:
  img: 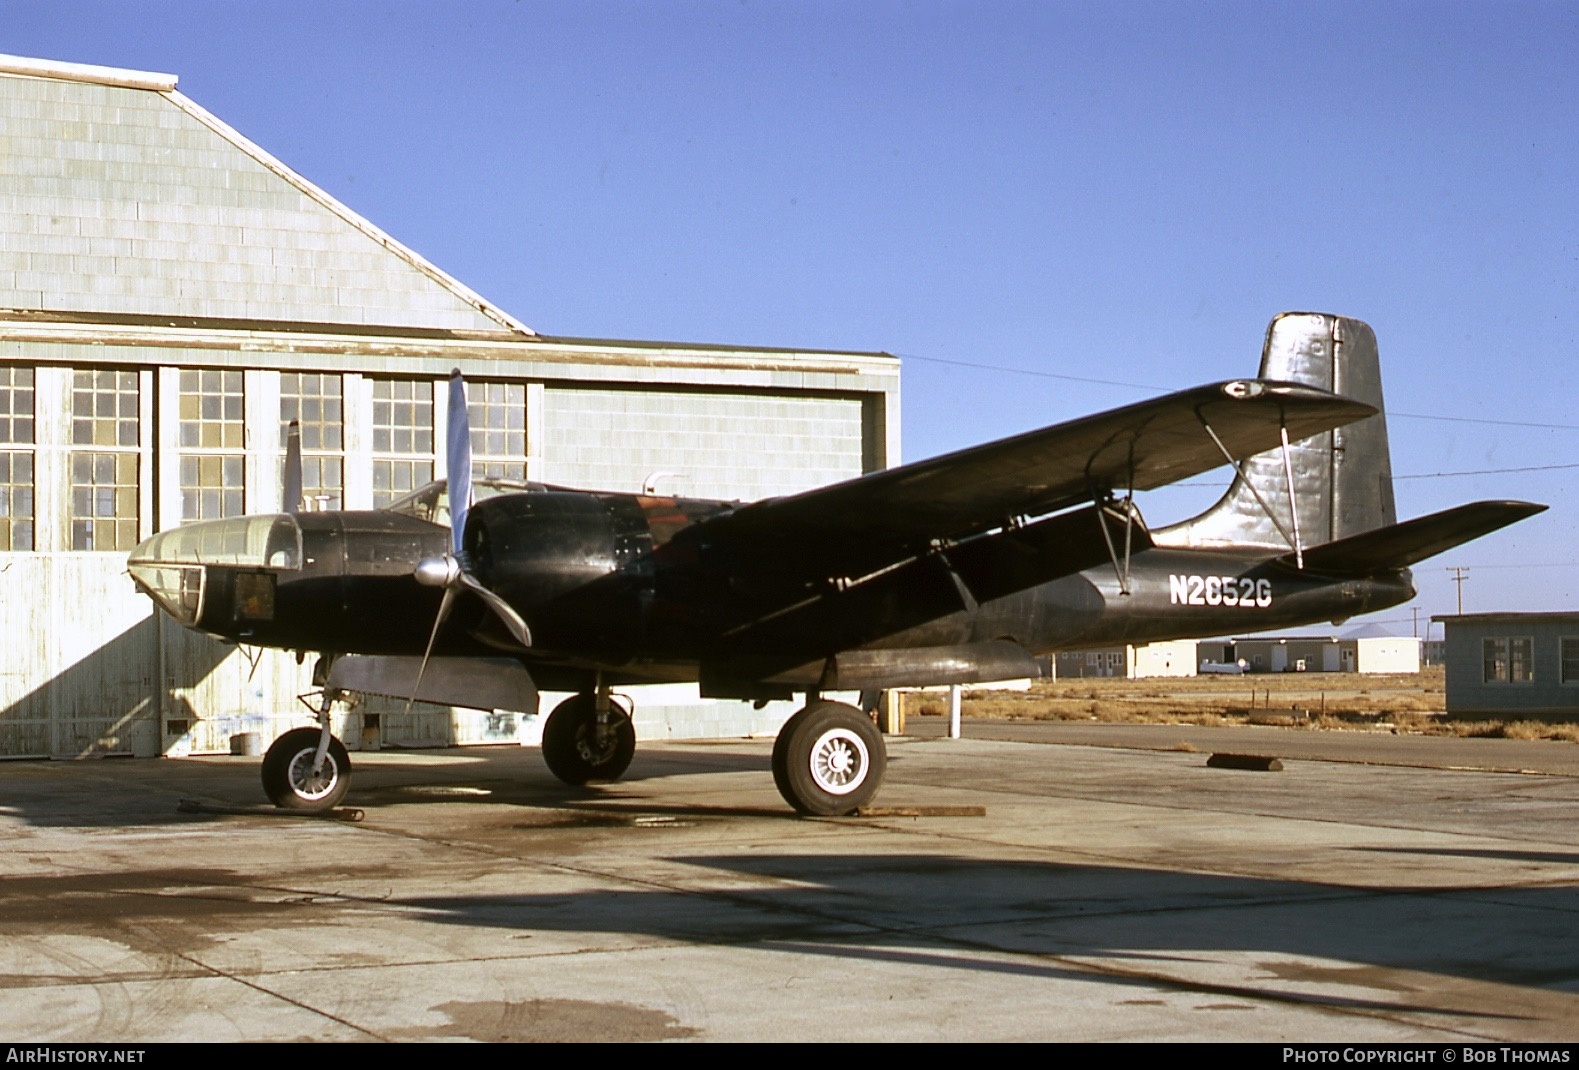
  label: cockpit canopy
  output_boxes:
[127,514,302,626]
[130,513,303,570]
[381,477,551,526]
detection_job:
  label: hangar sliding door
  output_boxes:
[540,387,868,501]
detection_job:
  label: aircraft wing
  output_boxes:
[704,379,1376,579]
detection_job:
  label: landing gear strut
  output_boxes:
[772,700,886,816]
[261,685,351,811]
[541,682,636,786]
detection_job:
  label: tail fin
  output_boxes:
[1154,312,1396,553]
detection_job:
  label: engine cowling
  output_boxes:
[465,491,654,657]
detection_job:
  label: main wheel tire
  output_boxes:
[261,727,352,811]
[775,701,885,816]
[542,694,636,786]
[770,707,803,805]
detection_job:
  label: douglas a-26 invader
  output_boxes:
[127,313,1543,815]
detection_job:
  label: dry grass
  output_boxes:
[907,666,1579,744]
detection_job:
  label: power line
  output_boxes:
[1177,460,1579,488]
[1440,562,1579,571]
[896,352,1159,391]
[898,352,1579,432]
[1392,411,1579,432]
[1394,462,1579,480]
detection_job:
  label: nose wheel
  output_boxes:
[772,701,886,816]
[261,727,351,811]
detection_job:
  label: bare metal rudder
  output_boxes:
[1153,312,1397,555]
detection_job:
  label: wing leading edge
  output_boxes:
[703,379,1377,579]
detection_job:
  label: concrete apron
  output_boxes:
[3,729,1579,1041]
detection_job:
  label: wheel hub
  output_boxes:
[809,728,867,795]
[285,749,339,801]
[575,724,619,765]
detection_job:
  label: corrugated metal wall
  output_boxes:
[0,557,159,756]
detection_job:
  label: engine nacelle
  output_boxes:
[466,491,654,656]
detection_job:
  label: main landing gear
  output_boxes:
[541,685,636,786]
[262,686,352,812]
[772,700,886,816]
[533,684,887,817]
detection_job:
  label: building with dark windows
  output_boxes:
[1433,613,1579,716]
[0,54,898,757]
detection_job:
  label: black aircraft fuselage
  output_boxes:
[132,486,1414,698]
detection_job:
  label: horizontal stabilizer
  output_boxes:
[1286,501,1546,575]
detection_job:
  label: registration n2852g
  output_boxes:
[1169,574,1272,608]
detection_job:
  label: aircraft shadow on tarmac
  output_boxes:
[6,849,1579,1020]
[382,852,1579,1018]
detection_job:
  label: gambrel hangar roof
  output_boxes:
[0,53,532,334]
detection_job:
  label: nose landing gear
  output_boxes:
[262,684,352,811]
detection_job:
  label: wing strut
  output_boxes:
[1278,423,1305,569]
[1089,442,1140,596]
[1095,498,1143,596]
[1199,415,1305,568]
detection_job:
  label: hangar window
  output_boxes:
[0,367,35,551]
[179,369,245,520]
[371,378,433,508]
[468,381,527,480]
[1483,636,1533,684]
[70,370,140,551]
[280,373,344,510]
[179,369,244,449]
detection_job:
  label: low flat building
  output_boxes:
[1054,640,1199,679]
[1232,635,1420,674]
[1433,613,1579,717]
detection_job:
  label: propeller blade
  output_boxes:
[282,420,304,514]
[446,369,471,558]
[457,570,534,648]
[404,584,459,719]
[404,371,531,705]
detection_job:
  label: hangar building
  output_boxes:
[0,54,899,758]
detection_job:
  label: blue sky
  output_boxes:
[6,1,1577,630]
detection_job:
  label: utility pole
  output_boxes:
[1446,566,1470,615]
[1412,606,1419,638]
